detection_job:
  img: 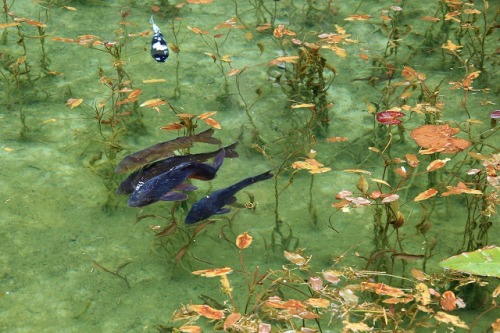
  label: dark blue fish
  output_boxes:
[150,16,169,63]
[185,170,273,224]
[116,142,239,195]
[128,150,225,207]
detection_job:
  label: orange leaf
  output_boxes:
[223,312,241,330]
[362,282,405,297]
[236,232,253,249]
[186,0,213,4]
[405,154,419,168]
[227,68,240,76]
[440,291,457,311]
[414,188,438,201]
[0,22,20,28]
[198,111,217,120]
[128,89,142,99]
[326,136,348,142]
[268,56,299,66]
[426,158,451,172]
[188,304,225,320]
[344,14,371,21]
[188,26,209,35]
[160,122,184,131]
[203,118,221,129]
[305,298,330,308]
[420,16,440,22]
[192,267,233,277]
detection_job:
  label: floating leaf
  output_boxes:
[305,298,330,308]
[142,78,166,83]
[411,124,471,154]
[426,158,451,172]
[189,304,224,320]
[188,26,209,35]
[414,188,438,201]
[439,246,500,278]
[292,159,331,174]
[405,154,419,168]
[160,122,184,131]
[326,136,348,142]
[434,312,469,329]
[192,267,233,277]
[344,14,371,21]
[140,99,167,108]
[268,56,299,66]
[0,22,20,28]
[186,0,213,4]
[441,182,482,196]
[420,16,440,22]
[291,103,315,109]
[343,169,372,175]
[284,251,310,267]
[440,291,457,311]
[128,89,142,99]
[236,232,252,250]
[202,118,221,129]
[66,98,83,108]
[179,325,202,333]
[223,312,241,330]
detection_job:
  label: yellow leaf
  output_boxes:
[66,98,83,108]
[291,103,315,109]
[140,99,167,108]
[142,79,167,83]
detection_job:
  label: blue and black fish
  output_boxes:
[128,150,225,207]
[185,170,273,224]
[150,16,169,62]
[116,142,239,195]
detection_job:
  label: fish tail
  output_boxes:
[251,170,273,183]
[222,141,239,158]
[195,128,222,145]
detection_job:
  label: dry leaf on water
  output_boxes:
[410,124,471,154]
[236,232,252,249]
[192,267,233,277]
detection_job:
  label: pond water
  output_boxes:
[0,1,498,332]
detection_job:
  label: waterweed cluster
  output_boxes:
[166,233,499,332]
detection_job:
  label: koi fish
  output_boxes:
[150,16,169,62]
[128,150,225,207]
[185,170,273,224]
[115,128,221,174]
[116,142,239,195]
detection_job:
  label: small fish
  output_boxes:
[185,170,273,224]
[128,150,225,207]
[115,128,221,174]
[150,16,169,62]
[116,142,239,195]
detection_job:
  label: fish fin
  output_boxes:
[196,128,222,145]
[160,192,188,201]
[223,141,239,158]
[226,196,237,205]
[212,149,225,169]
[176,183,197,192]
[216,208,231,215]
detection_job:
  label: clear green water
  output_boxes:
[0,0,498,332]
